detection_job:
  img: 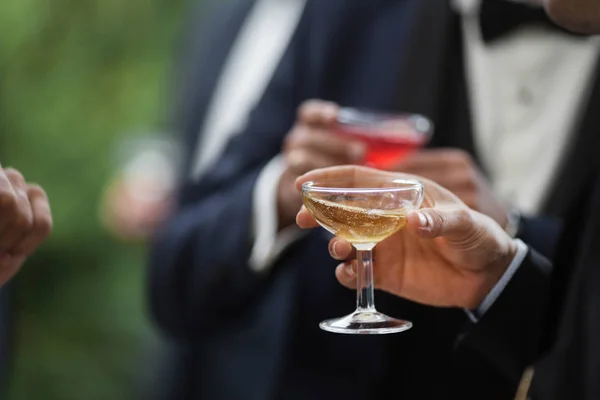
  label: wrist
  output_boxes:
[467,239,528,320]
[470,237,518,310]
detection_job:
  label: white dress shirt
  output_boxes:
[190,0,306,181]
[456,0,600,214]
[456,0,600,318]
[182,0,307,272]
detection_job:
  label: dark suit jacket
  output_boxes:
[453,165,600,399]
[148,0,264,398]
[149,1,600,398]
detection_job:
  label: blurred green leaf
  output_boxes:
[0,0,190,398]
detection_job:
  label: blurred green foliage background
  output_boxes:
[0,0,191,398]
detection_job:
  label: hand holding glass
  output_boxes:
[302,177,424,334]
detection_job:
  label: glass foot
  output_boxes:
[319,310,412,335]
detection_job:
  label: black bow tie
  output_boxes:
[479,0,582,43]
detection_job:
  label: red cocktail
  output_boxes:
[336,109,433,170]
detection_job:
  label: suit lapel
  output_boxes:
[176,0,255,175]
[541,55,600,217]
[392,1,458,122]
[391,1,478,163]
[532,171,600,399]
[338,0,457,119]
[319,0,474,151]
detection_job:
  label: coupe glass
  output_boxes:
[336,109,433,170]
[302,177,424,334]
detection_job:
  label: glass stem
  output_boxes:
[356,249,376,312]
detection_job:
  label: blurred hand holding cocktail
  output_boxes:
[334,107,510,229]
[335,108,433,170]
[277,101,433,233]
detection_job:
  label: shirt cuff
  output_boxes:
[465,239,529,323]
[249,155,305,273]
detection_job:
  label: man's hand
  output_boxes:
[277,100,366,229]
[296,166,517,310]
[0,168,52,286]
[392,148,510,229]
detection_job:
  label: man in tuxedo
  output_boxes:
[295,159,600,399]
[295,9,600,394]
[149,0,600,398]
[148,0,307,398]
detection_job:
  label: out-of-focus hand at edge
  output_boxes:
[0,168,53,287]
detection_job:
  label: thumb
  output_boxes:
[298,100,339,126]
[407,207,476,242]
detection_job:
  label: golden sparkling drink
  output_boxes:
[303,195,407,244]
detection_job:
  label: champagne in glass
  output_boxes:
[302,197,407,245]
[302,178,424,334]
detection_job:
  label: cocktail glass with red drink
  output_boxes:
[336,108,433,170]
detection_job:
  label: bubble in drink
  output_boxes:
[303,195,407,244]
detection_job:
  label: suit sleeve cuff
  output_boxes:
[249,155,305,273]
[465,239,529,323]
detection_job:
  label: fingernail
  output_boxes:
[344,262,356,278]
[417,212,429,228]
[331,241,339,258]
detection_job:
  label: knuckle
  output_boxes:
[447,149,472,166]
[285,127,307,148]
[34,215,53,238]
[0,191,17,210]
[4,168,24,182]
[455,208,471,221]
[285,150,309,173]
[462,174,479,191]
[431,210,447,235]
[297,99,338,124]
[283,133,296,152]
[13,212,34,232]
[454,208,476,228]
[28,184,47,197]
[297,99,321,119]
[284,134,306,155]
